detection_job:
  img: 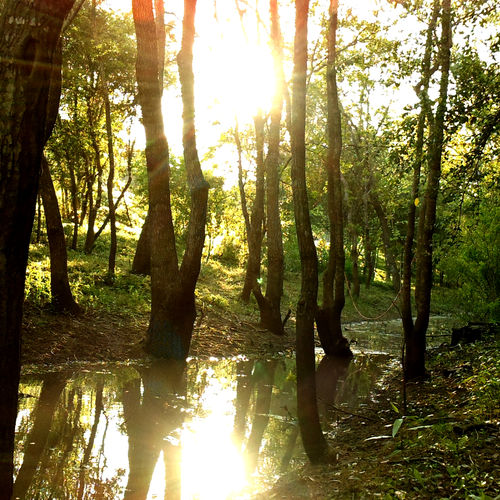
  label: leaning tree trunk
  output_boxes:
[317,0,352,358]
[0,1,75,495]
[253,0,286,336]
[40,158,81,314]
[407,0,452,380]
[39,40,80,315]
[291,0,330,464]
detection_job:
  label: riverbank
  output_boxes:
[259,335,499,499]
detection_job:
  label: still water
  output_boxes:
[14,318,455,499]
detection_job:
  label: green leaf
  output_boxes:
[390,402,400,414]
[392,417,404,438]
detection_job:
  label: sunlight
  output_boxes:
[180,375,248,499]
[181,418,247,500]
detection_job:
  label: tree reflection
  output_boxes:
[316,355,352,418]
[13,372,68,499]
[245,360,278,473]
[122,359,186,500]
[76,376,104,500]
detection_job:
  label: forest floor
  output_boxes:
[258,335,500,499]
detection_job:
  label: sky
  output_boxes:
[99,0,427,185]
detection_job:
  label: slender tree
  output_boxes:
[103,84,117,282]
[315,0,352,357]
[40,157,81,314]
[291,0,330,463]
[402,0,452,379]
[241,114,266,302]
[252,0,287,336]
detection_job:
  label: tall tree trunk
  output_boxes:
[407,0,452,380]
[68,150,80,250]
[253,0,286,336]
[104,87,117,281]
[400,0,442,380]
[363,224,374,287]
[40,158,81,314]
[84,101,103,255]
[350,228,361,298]
[134,0,208,359]
[131,0,165,276]
[316,0,351,358]
[242,114,265,302]
[291,0,330,464]
[0,2,75,495]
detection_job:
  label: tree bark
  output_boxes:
[316,0,352,358]
[400,0,445,380]
[242,114,265,302]
[0,1,75,495]
[407,0,452,380]
[252,0,286,336]
[291,0,330,464]
[104,86,117,281]
[133,0,208,359]
[40,157,81,314]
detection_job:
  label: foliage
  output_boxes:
[439,201,500,321]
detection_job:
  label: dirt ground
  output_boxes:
[21,306,297,366]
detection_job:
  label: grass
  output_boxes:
[26,223,456,327]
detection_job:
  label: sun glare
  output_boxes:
[194,2,276,126]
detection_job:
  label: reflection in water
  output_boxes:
[14,354,384,499]
[15,317,455,498]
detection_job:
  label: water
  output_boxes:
[14,317,456,499]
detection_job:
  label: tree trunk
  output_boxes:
[316,0,351,358]
[84,100,103,255]
[40,157,81,314]
[400,0,444,380]
[104,87,117,281]
[0,1,75,495]
[291,0,330,464]
[407,0,452,380]
[350,230,361,298]
[363,224,374,287]
[242,114,265,302]
[252,0,286,336]
[133,0,208,359]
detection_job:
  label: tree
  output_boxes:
[40,156,81,314]
[0,0,76,494]
[252,0,287,335]
[133,0,209,359]
[291,0,330,464]
[401,0,452,380]
[315,0,352,357]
